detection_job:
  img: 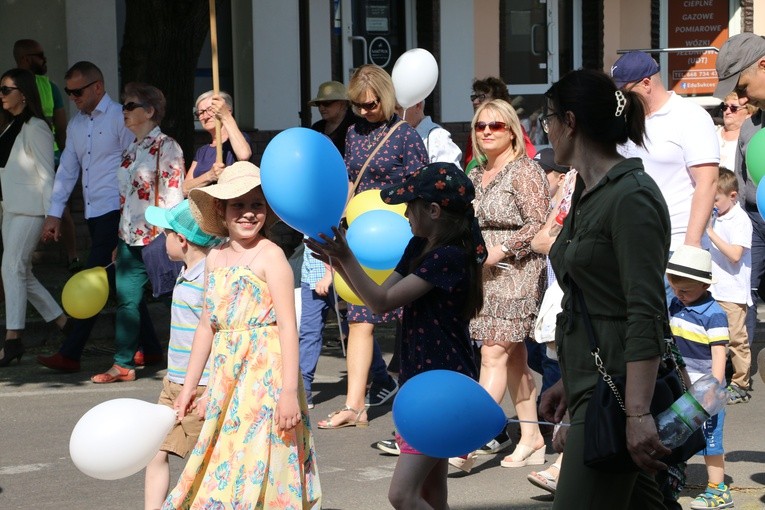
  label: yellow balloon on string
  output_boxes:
[346,189,407,225]
[334,266,394,306]
[62,266,109,319]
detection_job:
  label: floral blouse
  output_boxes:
[118,126,184,246]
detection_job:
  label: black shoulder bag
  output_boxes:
[575,283,706,472]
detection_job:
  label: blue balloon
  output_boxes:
[260,128,348,239]
[392,370,506,458]
[346,209,413,270]
[757,178,765,222]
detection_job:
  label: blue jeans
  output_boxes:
[299,282,337,402]
[746,208,765,346]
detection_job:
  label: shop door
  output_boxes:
[339,0,412,82]
[500,0,564,146]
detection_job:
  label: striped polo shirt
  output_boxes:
[167,258,210,385]
[668,293,729,376]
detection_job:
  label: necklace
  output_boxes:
[365,123,387,152]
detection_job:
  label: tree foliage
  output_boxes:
[120,0,215,165]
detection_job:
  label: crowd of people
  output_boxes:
[0,32,763,509]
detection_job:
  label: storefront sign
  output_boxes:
[668,0,728,95]
[369,37,392,68]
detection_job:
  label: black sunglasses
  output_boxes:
[122,102,146,112]
[64,80,98,97]
[720,102,742,113]
[25,52,45,59]
[470,93,487,103]
[474,121,507,132]
[351,98,380,111]
[315,100,338,108]
[0,86,19,96]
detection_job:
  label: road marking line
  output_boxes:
[0,386,141,398]
[0,463,53,475]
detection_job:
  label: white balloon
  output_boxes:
[392,48,439,109]
[69,398,176,480]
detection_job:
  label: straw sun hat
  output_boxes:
[188,161,264,237]
[665,245,716,285]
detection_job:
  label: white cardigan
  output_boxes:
[0,117,54,216]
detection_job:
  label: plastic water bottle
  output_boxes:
[655,373,728,449]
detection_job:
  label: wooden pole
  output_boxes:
[209,0,222,164]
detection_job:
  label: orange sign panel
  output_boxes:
[668,0,729,95]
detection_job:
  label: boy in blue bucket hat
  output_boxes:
[142,200,220,508]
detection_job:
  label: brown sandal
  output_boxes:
[317,405,369,429]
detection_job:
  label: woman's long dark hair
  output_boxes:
[545,69,647,150]
[0,68,46,125]
[408,201,484,320]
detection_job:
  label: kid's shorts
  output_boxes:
[698,407,725,456]
[395,432,423,456]
[157,377,207,458]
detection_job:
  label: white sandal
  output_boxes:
[527,462,560,494]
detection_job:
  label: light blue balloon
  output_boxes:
[260,128,348,239]
[757,178,765,222]
[346,209,413,270]
[393,370,506,458]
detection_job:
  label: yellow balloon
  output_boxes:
[334,266,394,306]
[346,189,407,225]
[62,267,110,319]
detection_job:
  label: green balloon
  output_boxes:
[745,129,765,186]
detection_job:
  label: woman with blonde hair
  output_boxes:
[469,98,549,467]
[317,64,427,429]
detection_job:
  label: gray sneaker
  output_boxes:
[366,376,399,407]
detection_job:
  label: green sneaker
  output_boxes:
[689,483,734,509]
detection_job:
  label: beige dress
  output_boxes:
[469,156,549,344]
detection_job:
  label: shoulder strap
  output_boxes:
[151,138,164,237]
[351,119,405,195]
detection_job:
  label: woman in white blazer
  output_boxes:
[0,68,68,366]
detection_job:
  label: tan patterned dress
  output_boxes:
[469,156,549,344]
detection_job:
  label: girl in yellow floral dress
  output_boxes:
[162,162,320,509]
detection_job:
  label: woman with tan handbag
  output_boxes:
[317,64,427,429]
[91,82,184,383]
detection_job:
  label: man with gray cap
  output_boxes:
[715,32,765,352]
[612,51,719,297]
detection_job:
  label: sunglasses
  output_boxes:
[470,93,487,103]
[720,103,742,113]
[315,100,338,107]
[0,86,19,96]
[474,121,507,132]
[25,52,45,59]
[122,102,146,112]
[351,98,380,111]
[64,80,98,97]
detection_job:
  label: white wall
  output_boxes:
[309,0,332,125]
[65,0,121,101]
[440,0,475,122]
[253,0,301,130]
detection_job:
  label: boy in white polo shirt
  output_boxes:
[142,200,220,509]
[707,167,754,403]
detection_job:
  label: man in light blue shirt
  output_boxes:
[37,61,152,373]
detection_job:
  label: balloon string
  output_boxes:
[329,256,347,358]
[506,418,570,427]
[103,261,115,270]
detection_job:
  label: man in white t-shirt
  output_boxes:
[612,52,719,253]
[396,101,462,168]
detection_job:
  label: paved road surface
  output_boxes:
[1,326,764,509]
